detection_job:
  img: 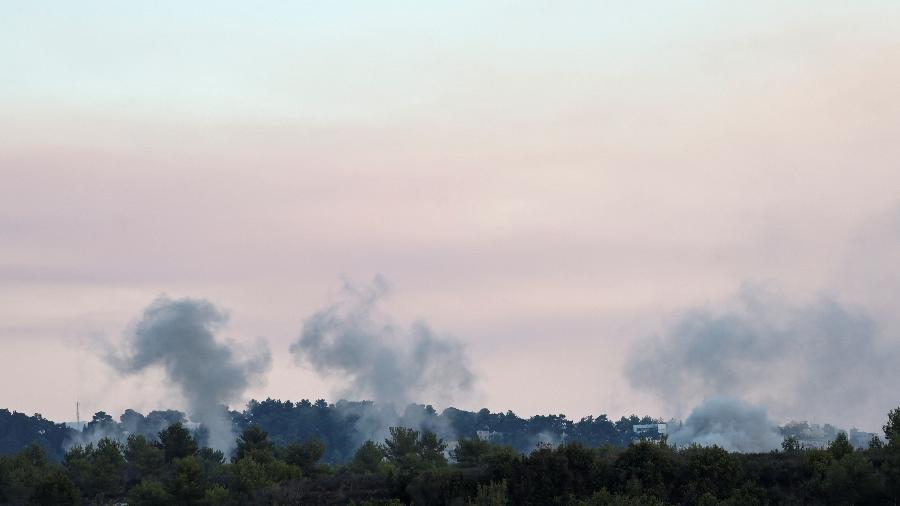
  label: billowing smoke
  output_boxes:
[108,296,271,452]
[669,398,781,452]
[65,409,187,450]
[290,278,474,442]
[626,285,898,429]
[291,278,474,407]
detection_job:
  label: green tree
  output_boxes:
[884,407,900,447]
[384,427,421,464]
[781,436,801,453]
[469,480,509,506]
[87,411,116,432]
[129,478,172,506]
[234,425,274,463]
[820,452,886,505]
[168,455,206,505]
[452,435,492,467]
[420,431,448,467]
[230,456,273,498]
[196,447,227,483]
[92,438,126,498]
[281,439,325,473]
[868,434,884,450]
[158,423,198,463]
[125,434,165,481]
[30,468,80,506]
[613,440,675,501]
[0,444,79,506]
[61,445,92,499]
[351,440,386,474]
[63,438,125,501]
[680,445,741,502]
[203,484,230,505]
[882,406,900,500]
[384,426,424,477]
[827,432,854,460]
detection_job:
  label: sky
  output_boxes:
[1,1,898,431]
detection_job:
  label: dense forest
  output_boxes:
[1,400,662,465]
[1,402,899,505]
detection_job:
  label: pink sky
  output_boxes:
[1,2,899,430]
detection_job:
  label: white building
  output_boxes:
[632,423,667,438]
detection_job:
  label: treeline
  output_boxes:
[0,410,70,462]
[1,400,662,464]
[240,399,660,461]
[2,408,900,505]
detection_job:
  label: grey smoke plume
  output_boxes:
[626,285,898,429]
[65,409,187,450]
[670,398,781,452]
[290,278,475,408]
[333,400,458,450]
[109,296,271,452]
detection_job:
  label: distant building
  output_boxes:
[849,429,877,449]
[780,421,876,449]
[632,423,667,441]
[476,430,502,441]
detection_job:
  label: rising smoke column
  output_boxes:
[669,398,782,452]
[109,296,271,452]
[290,278,475,440]
[626,284,898,430]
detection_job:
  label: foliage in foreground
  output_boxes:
[0,408,899,505]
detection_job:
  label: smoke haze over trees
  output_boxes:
[0,399,672,465]
[106,296,271,453]
[70,277,894,458]
[626,285,899,428]
[0,396,879,467]
[667,398,782,453]
[3,402,900,504]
